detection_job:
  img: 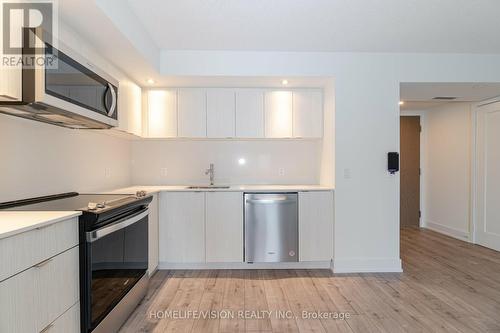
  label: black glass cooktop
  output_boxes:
[0,192,152,230]
[0,192,138,213]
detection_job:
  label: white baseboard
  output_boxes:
[424,220,470,242]
[332,258,402,273]
[158,261,332,270]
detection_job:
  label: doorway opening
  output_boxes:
[399,83,500,253]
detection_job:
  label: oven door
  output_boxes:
[82,208,148,332]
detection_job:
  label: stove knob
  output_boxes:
[88,202,98,210]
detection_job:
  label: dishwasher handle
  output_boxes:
[246,197,296,204]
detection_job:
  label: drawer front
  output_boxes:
[41,302,80,333]
[0,217,78,281]
[0,246,80,333]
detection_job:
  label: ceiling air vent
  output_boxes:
[432,96,458,100]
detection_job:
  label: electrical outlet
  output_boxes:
[278,168,285,177]
[104,167,111,178]
[160,168,168,177]
[343,168,351,179]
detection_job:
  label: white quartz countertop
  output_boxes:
[0,211,81,240]
[103,185,334,195]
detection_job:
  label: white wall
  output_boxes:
[0,115,131,202]
[320,79,335,187]
[422,103,472,241]
[131,139,322,185]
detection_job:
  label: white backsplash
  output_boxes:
[0,115,132,203]
[131,139,322,185]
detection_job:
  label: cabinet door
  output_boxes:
[206,192,243,262]
[0,246,79,333]
[299,191,334,261]
[160,192,205,263]
[49,303,80,333]
[0,10,22,102]
[118,81,142,136]
[265,90,293,138]
[148,193,159,274]
[147,89,177,138]
[0,266,37,333]
[235,89,265,138]
[178,88,207,137]
[35,246,80,331]
[207,88,235,138]
[128,83,143,136]
[293,90,323,138]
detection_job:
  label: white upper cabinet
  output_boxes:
[265,90,293,138]
[117,80,142,136]
[293,89,323,138]
[142,87,323,139]
[235,89,265,138]
[178,88,207,138]
[147,89,177,138]
[207,88,235,138]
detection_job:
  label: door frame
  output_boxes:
[400,111,426,228]
[471,97,500,246]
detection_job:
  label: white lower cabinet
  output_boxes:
[160,192,205,263]
[49,303,80,333]
[148,193,159,274]
[299,191,334,262]
[158,190,333,266]
[0,246,79,333]
[206,192,243,262]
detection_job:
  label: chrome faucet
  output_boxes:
[205,163,215,185]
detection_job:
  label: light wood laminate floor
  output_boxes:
[120,228,500,332]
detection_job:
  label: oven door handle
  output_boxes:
[86,209,148,242]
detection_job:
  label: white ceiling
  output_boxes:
[400,83,500,110]
[126,0,500,53]
[57,1,500,87]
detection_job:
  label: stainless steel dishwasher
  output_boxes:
[244,193,298,263]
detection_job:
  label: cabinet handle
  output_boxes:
[35,258,53,268]
[40,323,54,333]
[36,224,51,230]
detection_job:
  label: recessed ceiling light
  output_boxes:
[238,158,246,165]
[399,101,405,105]
[147,78,155,85]
[282,79,288,86]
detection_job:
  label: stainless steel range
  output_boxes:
[0,192,152,333]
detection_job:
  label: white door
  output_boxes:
[264,90,293,138]
[178,88,207,138]
[235,89,265,138]
[475,103,500,251]
[292,89,323,138]
[298,191,334,261]
[147,89,177,138]
[205,192,243,262]
[207,88,235,138]
[159,192,206,263]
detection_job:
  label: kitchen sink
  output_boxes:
[186,185,231,189]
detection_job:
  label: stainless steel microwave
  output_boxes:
[0,28,118,129]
